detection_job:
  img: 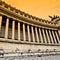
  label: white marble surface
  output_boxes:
[0,55,60,60]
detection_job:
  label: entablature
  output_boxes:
[0,0,58,29]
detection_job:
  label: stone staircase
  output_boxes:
[0,55,60,60]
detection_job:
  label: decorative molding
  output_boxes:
[0,0,58,27]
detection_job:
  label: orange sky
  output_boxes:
[2,0,60,21]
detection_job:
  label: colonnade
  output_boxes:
[0,15,60,44]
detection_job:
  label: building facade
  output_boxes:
[0,0,60,58]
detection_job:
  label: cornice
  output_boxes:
[0,0,59,28]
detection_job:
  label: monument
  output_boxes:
[0,0,60,60]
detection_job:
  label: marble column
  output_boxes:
[49,30,54,43]
[23,23,26,41]
[39,28,43,43]
[27,25,31,42]
[5,18,9,38]
[31,26,35,42]
[46,29,50,43]
[35,27,39,43]
[18,22,20,40]
[12,20,15,40]
[58,30,60,37]
[52,30,57,43]
[0,16,2,32]
[42,29,47,43]
[58,30,60,43]
[55,31,59,43]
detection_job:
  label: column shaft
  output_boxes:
[55,31,59,43]
[18,22,20,40]
[35,27,39,42]
[27,25,31,42]
[52,30,57,43]
[49,30,54,43]
[12,20,15,40]
[31,26,35,42]
[42,29,47,43]
[5,18,9,38]
[39,28,43,43]
[0,16,2,32]
[23,24,26,41]
[58,31,60,37]
[46,29,50,43]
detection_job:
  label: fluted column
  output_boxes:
[31,26,35,42]
[58,30,60,37]
[42,29,47,43]
[46,29,50,43]
[27,25,31,42]
[0,16,2,32]
[55,31,59,43]
[5,18,9,38]
[39,28,43,43]
[23,23,26,41]
[52,30,57,43]
[18,22,20,40]
[12,20,15,40]
[35,27,39,43]
[49,30,54,43]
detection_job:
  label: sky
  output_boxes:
[2,0,60,21]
